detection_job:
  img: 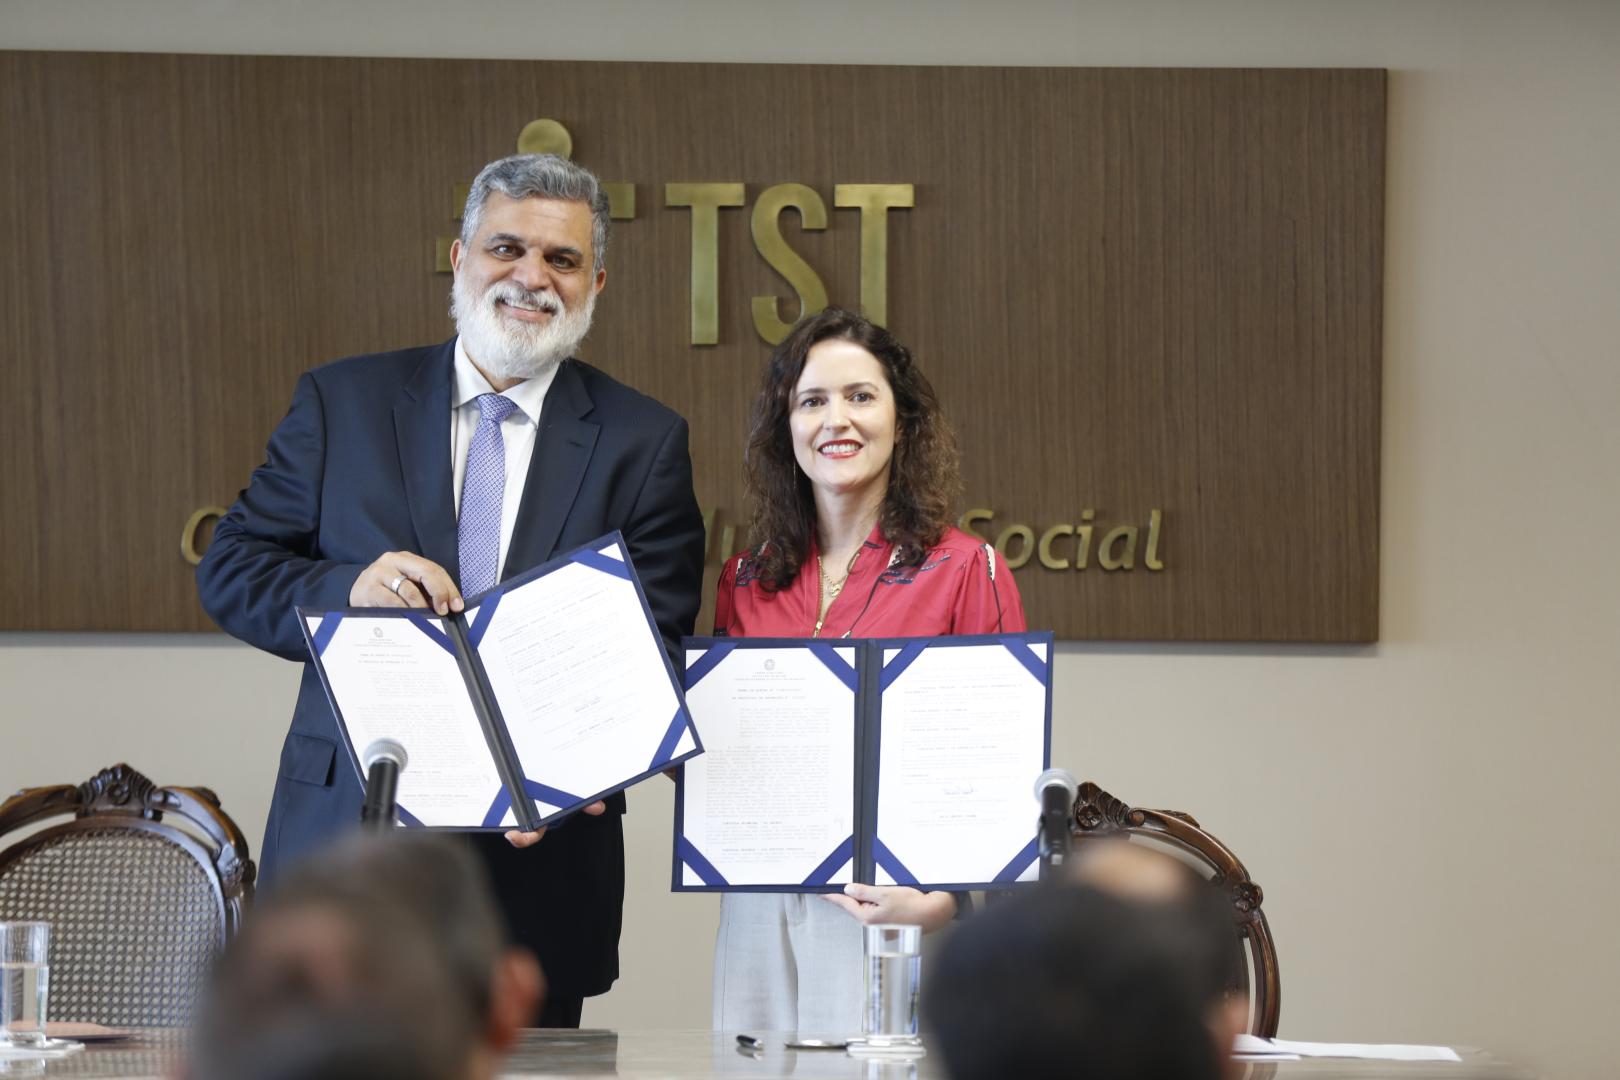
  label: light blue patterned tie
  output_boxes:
[458,393,520,596]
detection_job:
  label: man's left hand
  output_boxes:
[503,800,608,848]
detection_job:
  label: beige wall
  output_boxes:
[3,2,1617,1077]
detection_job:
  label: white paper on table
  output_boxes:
[0,1041,85,1060]
[680,645,858,886]
[304,613,511,827]
[872,640,1048,886]
[471,542,690,818]
[1233,1034,1462,1062]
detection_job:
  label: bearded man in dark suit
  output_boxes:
[198,153,705,1028]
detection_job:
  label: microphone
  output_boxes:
[360,738,408,830]
[1034,768,1078,878]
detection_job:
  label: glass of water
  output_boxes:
[0,922,50,1047]
[860,923,922,1049]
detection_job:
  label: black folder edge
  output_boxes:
[296,529,702,832]
[853,643,881,895]
[671,631,1054,893]
[445,616,543,833]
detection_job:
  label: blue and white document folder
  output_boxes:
[297,532,700,832]
[674,632,1053,892]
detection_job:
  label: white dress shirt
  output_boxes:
[451,337,558,579]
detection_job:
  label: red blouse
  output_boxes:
[713,525,1027,638]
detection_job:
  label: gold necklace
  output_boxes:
[812,549,861,638]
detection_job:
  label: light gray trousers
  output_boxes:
[712,893,950,1038]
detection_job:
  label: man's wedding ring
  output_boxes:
[388,575,406,596]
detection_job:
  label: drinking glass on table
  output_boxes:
[859,923,923,1050]
[0,923,49,1047]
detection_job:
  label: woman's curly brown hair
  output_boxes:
[742,309,962,591]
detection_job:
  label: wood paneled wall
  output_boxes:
[0,53,1383,640]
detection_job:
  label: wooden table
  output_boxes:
[13,1029,1536,1078]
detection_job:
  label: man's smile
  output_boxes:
[497,296,557,322]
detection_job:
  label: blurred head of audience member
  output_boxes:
[925,845,1247,1080]
[1070,838,1252,1046]
[187,833,542,1080]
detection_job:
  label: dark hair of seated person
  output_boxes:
[188,832,539,1080]
[924,882,1225,1080]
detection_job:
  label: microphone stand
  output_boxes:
[360,738,407,831]
[1038,785,1073,879]
[360,760,400,831]
[1034,769,1077,880]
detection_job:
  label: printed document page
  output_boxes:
[873,640,1048,885]
[472,545,689,817]
[305,614,508,827]
[680,645,858,887]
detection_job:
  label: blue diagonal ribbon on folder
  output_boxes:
[311,614,344,656]
[801,835,855,887]
[395,805,425,829]
[676,837,730,887]
[992,836,1041,883]
[878,640,929,691]
[465,591,503,649]
[479,779,589,828]
[1000,636,1048,684]
[481,786,516,829]
[808,643,859,691]
[873,837,920,886]
[571,549,633,581]
[648,708,691,771]
[684,642,737,688]
[405,614,458,657]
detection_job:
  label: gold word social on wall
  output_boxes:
[962,509,1167,572]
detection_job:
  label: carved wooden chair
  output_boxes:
[0,764,255,1027]
[1070,780,1280,1037]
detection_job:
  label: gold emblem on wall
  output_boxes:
[516,118,572,158]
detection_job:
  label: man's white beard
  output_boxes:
[451,274,597,384]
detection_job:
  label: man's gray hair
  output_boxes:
[459,154,611,272]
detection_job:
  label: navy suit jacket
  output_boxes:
[197,339,705,996]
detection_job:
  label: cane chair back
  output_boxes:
[1070,780,1280,1037]
[0,764,255,1027]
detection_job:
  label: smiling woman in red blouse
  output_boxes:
[710,308,1027,1036]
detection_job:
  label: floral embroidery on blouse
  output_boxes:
[732,553,764,588]
[879,550,952,586]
